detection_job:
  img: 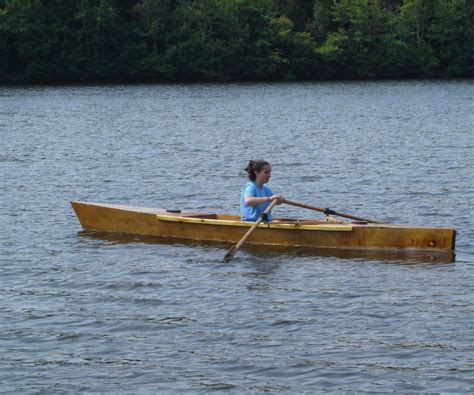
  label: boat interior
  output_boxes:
[178,213,348,225]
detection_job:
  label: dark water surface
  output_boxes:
[1,81,473,392]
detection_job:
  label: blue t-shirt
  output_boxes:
[240,182,274,221]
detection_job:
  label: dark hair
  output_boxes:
[244,159,270,181]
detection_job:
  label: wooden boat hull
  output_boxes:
[70,201,456,252]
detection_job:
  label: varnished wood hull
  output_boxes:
[71,201,456,253]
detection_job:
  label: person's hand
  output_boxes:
[270,195,284,205]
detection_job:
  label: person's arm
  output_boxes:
[244,194,284,206]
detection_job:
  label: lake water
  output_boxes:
[1,80,473,392]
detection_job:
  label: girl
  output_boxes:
[240,160,283,221]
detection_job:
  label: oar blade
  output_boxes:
[223,246,237,262]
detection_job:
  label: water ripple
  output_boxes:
[1,81,473,392]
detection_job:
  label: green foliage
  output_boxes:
[307,0,335,44]
[133,0,171,54]
[72,0,124,80]
[0,0,471,83]
[1,0,52,81]
[270,16,320,79]
[429,0,474,76]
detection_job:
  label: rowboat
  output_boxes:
[70,201,456,254]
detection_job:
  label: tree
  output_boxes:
[0,0,472,82]
[315,0,394,78]
[274,0,312,31]
[71,0,129,81]
[399,0,439,75]
[0,0,53,81]
[133,0,171,54]
[400,0,435,48]
[307,0,335,44]
[231,3,281,80]
[428,0,474,76]
[270,15,319,79]
[154,0,238,81]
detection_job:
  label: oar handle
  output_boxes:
[224,199,278,261]
[283,198,380,224]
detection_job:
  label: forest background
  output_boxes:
[0,0,472,84]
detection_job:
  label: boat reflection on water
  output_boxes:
[78,231,455,265]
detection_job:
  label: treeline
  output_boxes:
[0,0,473,83]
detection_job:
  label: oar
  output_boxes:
[224,199,278,261]
[283,198,380,224]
